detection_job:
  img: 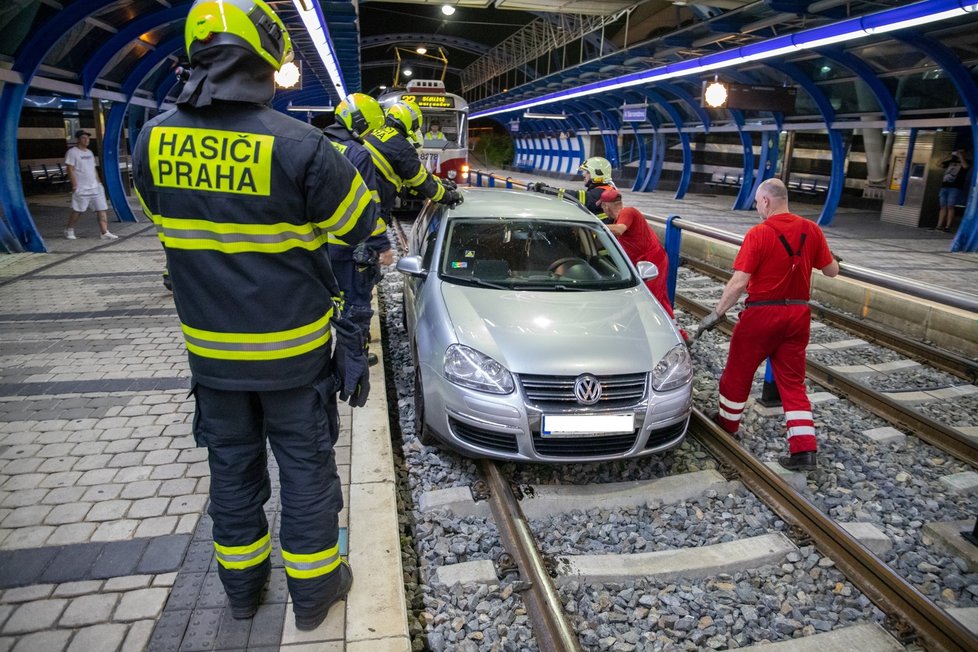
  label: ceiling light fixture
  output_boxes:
[471,0,975,119]
[416,46,427,54]
[523,111,567,120]
[441,5,456,16]
[274,61,301,89]
[286,104,335,112]
[291,0,346,97]
[704,80,728,108]
[403,68,413,77]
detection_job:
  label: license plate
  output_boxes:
[541,414,634,437]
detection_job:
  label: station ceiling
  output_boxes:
[0,1,977,124]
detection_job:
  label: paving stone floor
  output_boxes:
[1,196,400,651]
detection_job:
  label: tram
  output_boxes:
[379,79,469,209]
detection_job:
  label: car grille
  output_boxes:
[644,419,689,449]
[449,417,519,453]
[532,431,637,457]
[518,373,647,409]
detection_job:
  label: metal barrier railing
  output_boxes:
[468,169,978,314]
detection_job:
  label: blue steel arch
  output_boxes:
[762,60,844,226]
[155,75,181,109]
[637,88,692,200]
[893,32,978,253]
[81,5,189,98]
[0,0,125,252]
[102,35,187,228]
[815,45,899,133]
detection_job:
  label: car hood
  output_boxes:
[440,285,680,375]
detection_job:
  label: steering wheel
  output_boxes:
[548,257,588,274]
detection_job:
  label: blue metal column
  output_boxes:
[745,130,781,208]
[641,89,691,200]
[103,36,185,227]
[663,215,682,305]
[732,129,756,210]
[0,0,112,252]
[764,61,842,226]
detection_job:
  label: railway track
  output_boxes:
[384,217,978,651]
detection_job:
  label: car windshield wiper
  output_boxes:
[445,275,511,290]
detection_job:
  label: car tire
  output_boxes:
[413,365,438,447]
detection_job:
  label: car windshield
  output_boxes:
[438,217,637,290]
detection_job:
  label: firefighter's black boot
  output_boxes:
[294,560,354,631]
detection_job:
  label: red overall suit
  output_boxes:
[715,212,834,455]
[613,206,673,315]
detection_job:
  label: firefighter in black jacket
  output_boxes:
[526,156,617,222]
[363,99,463,219]
[325,93,388,366]
[132,0,375,632]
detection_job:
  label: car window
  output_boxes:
[417,206,443,269]
[439,217,635,290]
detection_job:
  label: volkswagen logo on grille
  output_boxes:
[574,374,602,405]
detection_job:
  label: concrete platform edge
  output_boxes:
[345,303,410,648]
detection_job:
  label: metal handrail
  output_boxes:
[658,215,978,314]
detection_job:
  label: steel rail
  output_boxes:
[690,407,978,652]
[479,460,583,652]
[687,257,978,383]
[678,293,978,469]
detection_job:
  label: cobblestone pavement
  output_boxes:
[0,214,208,648]
[1,196,410,652]
[0,207,320,651]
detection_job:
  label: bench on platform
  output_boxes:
[705,171,743,189]
[24,163,70,190]
[787,178,827,196]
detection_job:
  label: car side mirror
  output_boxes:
[396,255,428,278]
[637,261,659,280]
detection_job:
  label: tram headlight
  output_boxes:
[461,163,469,179]
[447,170,457,179]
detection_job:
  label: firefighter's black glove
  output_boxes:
[332,318,370,408]
[527,182,549,193]
[832,250,843,263]
[441,178,457,190]
[442,189,464,208]
[694,311,722,340]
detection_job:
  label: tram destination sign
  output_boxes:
[405,94,456,109]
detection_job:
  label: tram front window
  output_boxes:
[423,113,463,148]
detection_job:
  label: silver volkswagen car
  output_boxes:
[397,187,692,463]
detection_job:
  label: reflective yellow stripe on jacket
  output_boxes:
[182,310,333,361]
[282,542,341,579]
[215,533,271,570]
[326,216,388,246]
[363,140,401,192]
[134,183,372,254]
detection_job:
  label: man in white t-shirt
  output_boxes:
[64,130,117,240]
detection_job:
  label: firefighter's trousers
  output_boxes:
[192,374,346,615]
[715,304,818,454]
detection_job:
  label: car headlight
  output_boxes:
[652,343,693,392]
[447,169,457,179]
[444,344,515,394]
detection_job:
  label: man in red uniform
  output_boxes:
[599,188,674,316]
[697,178,839,471]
